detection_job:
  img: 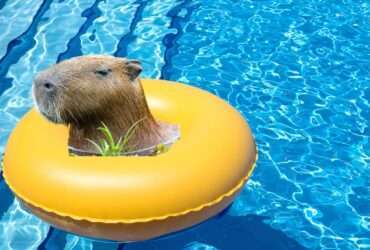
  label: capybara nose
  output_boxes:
[42,81,55,92]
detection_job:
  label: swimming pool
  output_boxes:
[0,0,369,249]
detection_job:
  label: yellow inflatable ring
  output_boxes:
[3,79,257,242]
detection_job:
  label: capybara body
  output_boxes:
[32,55,178,155]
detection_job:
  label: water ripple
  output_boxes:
[0,200,50,250]
[114,0,149,57]
[0,0,53,96]
[79,0,138,55]
[123,0,181,78]
[57,0,104,62]
[160,0,199,79]
[0,0,42,58]
[0,0,8,10]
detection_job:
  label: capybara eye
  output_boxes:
[44,82,52,89]
[43,82,55,91]
[94,69,111,77]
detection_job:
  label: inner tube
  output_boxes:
[3,79,257,242]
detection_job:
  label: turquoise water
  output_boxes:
[0,0,369,249]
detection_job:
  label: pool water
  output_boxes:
[0,0,369,249]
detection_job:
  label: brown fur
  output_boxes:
[32,55,178,155]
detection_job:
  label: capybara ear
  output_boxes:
[125,60,142,81]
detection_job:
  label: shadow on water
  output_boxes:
[121,214,307,250]
[0,175,306,250]
[35,204,307,250]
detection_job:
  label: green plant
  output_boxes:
[87,118,145,156]
[154,143,169,155]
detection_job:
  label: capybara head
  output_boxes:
[32,55,179,155]
[32,55,144,125]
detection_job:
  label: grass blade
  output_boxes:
[98,122,115,147]
[121,117,146,150]
[86,138,104,155]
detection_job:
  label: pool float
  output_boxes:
[3,79,257,242]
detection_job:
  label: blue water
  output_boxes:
[0,0,369,249]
